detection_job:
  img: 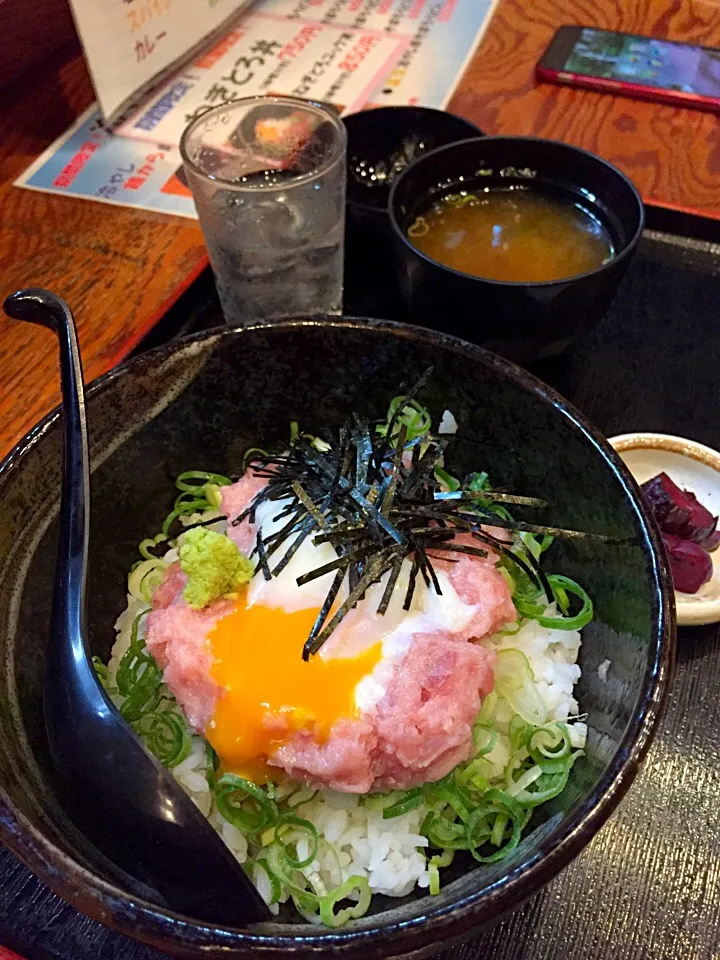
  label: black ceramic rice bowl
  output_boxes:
[0,319,672,959]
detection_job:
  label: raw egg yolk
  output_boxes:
[207,597,381,782]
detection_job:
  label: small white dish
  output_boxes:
[609,432,720,627]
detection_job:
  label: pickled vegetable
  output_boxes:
[662,533,713,594]
[641,472,719,550]
[641,472,717,595]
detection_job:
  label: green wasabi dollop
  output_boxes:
[179,527,253,609]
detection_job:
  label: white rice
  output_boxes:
[482,612,583,722]
[108,595,586,909]
[438,410,458,435]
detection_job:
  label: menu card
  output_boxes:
[68,0,253,122]
[115,12,410,144]
[17,0,497,217]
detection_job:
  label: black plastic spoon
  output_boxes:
[3,289,270,925]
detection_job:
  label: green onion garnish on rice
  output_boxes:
[93,376,603,925]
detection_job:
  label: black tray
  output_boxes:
[3,209,720,960]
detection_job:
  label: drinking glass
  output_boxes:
[180,96,347,325]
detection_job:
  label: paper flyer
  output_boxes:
[118,0,495,146]
[67,0,254,123]
[16,0,496,216]
[116,13,411,145]
[256,0,499,110]
[17,108,197,219]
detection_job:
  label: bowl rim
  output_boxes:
[387,134,646,289]
[342,104,482,124]
[0,317,674,957]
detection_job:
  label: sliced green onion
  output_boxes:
[175,470,232,493]
[430,849,454,868]
[116,612,151,695]
[519,531,554,562]
[91,656,116,694]
[430,777,471,823]
[528,724,571,763]
[174,489,209,508]
[513,597,544,618]
[135,711,192,767]
[139,533,167,561]
[465,790,524,862]
[472,724,498,757]
[456,758,492,794]
[511,753,580,807]
[319,876,371,928]
[423,811,466,850]
[119,670,162,722]
[428,862,440,895]
[494,649,548,726]
[115,615,162,722]
[505,765,543,798]
[362,791,400,811]
[517,575,593,631]
[434,466,460,492]
[378,396,431,441]
[274,813,319,869]
[475,690,497,726]
[287,786,318,810]
[265,842,319,899]
[470,774,491,793]
[494,648,532,691]
[292,893,322,923]
[508,714,530,752]
[216,774,277,834]
[382,788,423,819]
[253,858,281,905]
[162,499,209,537]
[205,743,218,791]
[128,559,168,604]
[117,653,158,698]
[243,446,270,468]
[489,503,513,522]
[92,656,108,683]
[505,559,540,603]
[467,471,490,493]
[554,584,570,613]
[204,484,224,511]
[490,812,508,847]
[306,434,332,452]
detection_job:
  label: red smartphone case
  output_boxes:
[536,61,720,114]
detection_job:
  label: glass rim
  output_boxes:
[179,95,347,191]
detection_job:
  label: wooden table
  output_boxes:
[1,0,720,460]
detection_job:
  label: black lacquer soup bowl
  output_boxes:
[0,319,673,959]
[389,137,645,364]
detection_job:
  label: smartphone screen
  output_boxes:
[559,27,720,97]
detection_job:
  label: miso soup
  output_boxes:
[407,187,614,283]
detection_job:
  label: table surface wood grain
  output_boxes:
[1,0,720,461]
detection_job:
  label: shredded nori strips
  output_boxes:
[232,370,616,659]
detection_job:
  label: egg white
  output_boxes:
[245,496,481,714]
